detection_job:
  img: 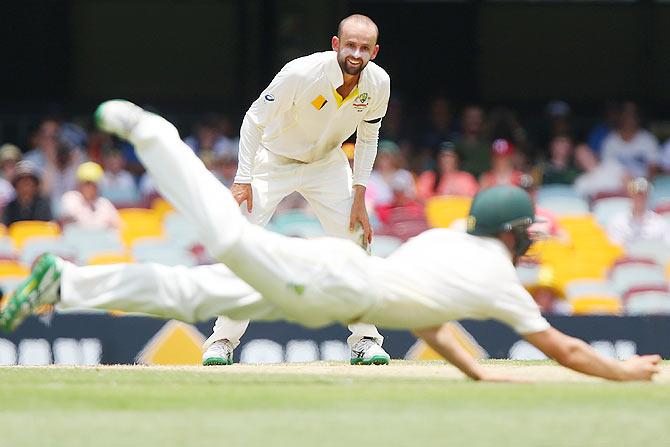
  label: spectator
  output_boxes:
[539,100,573,151]
[535,135,580,185]
[658,137,670,173]
[366,141,415,207]
[573,143,627,199]
[375,174,428,240]
[455,105,490,177]
[419,97,455,151]
[519,174,566,241]
[600,102,659,178]
[24,118,60,171]
[3,161,52,226]
[183,115,229,169]
[41,142,82,209]
[100,149,139,205]
[479,139,524,189]
[61,162,121,230]
[416,142,478,199]
[0,144,21,209]
[210,152,238,188]
[587,101,620,154]
[606,177,670,247]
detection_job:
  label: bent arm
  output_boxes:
[524,327,660,381]
[414,324,489,381]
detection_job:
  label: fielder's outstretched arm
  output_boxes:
[414,324,517,382]
[525,327,660,381]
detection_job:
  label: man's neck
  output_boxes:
[337,72,360,98]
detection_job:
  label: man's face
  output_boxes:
[332,24,378,76]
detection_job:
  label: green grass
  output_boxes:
[0,362,669,447]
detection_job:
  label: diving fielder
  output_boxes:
[0,100,660,382]
[206,13,391,365]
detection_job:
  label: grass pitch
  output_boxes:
[1,361,669,447]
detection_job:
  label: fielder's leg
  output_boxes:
[300,148,389,365]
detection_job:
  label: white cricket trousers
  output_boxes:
[209,145,383,350]
[59,112,385,334]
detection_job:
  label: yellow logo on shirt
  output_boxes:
[311,95,328,110]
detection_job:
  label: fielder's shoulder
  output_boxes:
[366,60,391,90]
[281,51,331,78]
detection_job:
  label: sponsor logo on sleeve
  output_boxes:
[264,94,275,102]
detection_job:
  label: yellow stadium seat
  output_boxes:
[87,252,135,265]
[0,260,29,277]
[118,208,164,246]
[151,198,175,221]
[8,221,60,250]
[425,196,472,228]
[570,295,621,315]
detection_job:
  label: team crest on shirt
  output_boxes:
[353,92,369,112]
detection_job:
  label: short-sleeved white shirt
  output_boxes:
[364,229,550,334]
[601,130,659,177]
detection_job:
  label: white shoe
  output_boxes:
[94,99,145,140]
[202,339,234,366]
[350,337,390,365]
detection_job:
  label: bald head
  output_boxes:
[337,14,379,44]
[332,14,380,77]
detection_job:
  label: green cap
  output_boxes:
[467,186,535,236]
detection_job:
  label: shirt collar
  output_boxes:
[325,51,368,91]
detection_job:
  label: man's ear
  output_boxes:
[331,36,340,52]
[370,44,380,61]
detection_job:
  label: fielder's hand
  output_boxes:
[232,183,253,212]
[619,354,661,381]
[350,185,373,245]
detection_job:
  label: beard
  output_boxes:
[337,53,367,76]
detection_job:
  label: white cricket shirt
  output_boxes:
[235,51,391,186]
[364,229,550,334]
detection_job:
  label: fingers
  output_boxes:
[363,220,373,244]
[247,191,253,212]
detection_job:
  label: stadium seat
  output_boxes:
[101,186,140,208]
[536,196,589,216]
[425,195,471,228]
[20,237,77,266]
[0,237,16,259]
[62,225,125,263]
[151,197,175,221]
[86,252,134,265]
[118,208,164,246]
[0,260,29,277]
[592,197,632,226]
[624,289,670,315]
[565,279,619,299]
[370,235,402,258]
[163,212,202,249]
[569,295,621,315]
[272,210,325,238]
[627,240,670,266]
[8,221,61,250]
[0,275,28,296]
[131,238,198,266]
[609,262,667,295]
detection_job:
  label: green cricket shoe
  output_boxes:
[202,339,234,366]
[0,253,63,332]
[350,337,391,365]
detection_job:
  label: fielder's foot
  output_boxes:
[94,99,144,140]
[350,337,390,365]
[0,253,63,332]
[202,339,234,366]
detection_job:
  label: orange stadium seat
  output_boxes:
[8,221,61,250]
[86,252,135,265]
[425,195,471,228]
[151,198,175,221]
[118,208,164,247]
[570,295,622,315]
[0,260,30,278]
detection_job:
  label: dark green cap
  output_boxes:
[467,186,535,236]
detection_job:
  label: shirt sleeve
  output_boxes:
[235,63,303,184]
[494,283,551,335]
[352,74,391,187]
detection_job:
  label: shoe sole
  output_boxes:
[350,355,390,365]
[202,357,233,366]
